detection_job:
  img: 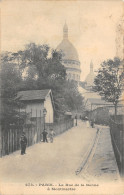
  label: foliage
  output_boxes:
[79,81,87,89]
[62,80,84,111]
[1,43,84,123]
[93,57,124,115]
[1,61,26,129]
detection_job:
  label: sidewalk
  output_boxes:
[79,125,120,182]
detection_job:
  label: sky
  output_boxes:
[0,0,123,81]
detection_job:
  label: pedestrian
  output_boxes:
[20,132,27,155]
[49,128,56,143]
[42,129,48,142]
[91,120,94,128]
[86,117,90,128]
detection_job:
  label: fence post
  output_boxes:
[2,133,4,156]
[36,109,37,144]
[13,129,15,152]
[109,116,124,177]
[120,130,123,177]
[18,128,20,150]
[12,129,13,153]
[31,109,32,145]
[12,129,14,152]
[1,132,3,157]
[40,110,41,142]
[28,128,29,146]
[15,129,17,151]
[8,130,9,154]
[17,128,18,150]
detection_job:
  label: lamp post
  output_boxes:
[43,108,47,130]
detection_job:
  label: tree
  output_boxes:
[17,43,66,81]
[1,60,26,130]
[62,80,84,111]
[1,43,84,121]
[11,43,84,115]
[93,57,124,115]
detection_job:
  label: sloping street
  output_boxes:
[0,121,120,184]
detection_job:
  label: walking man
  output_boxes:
[20,132,27,155]
[42,129,48,142]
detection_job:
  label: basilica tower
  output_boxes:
[85,61,95,88]
[57,23,81,81]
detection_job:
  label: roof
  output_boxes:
[57,39,79,61]
[78,86,101,99]
[17,89,51,101]
[88,98,113,105]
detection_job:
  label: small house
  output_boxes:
[17,89,54,123]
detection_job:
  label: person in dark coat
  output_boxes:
[20,132,27,155]
[91,121,94,128]
[42,130,48,142]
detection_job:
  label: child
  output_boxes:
[49,128,55,143]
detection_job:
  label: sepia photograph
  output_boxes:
[0,0,124,194]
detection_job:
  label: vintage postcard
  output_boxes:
[0,0,124,194]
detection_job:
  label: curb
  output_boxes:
[75,127,101,175]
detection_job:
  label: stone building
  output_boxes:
[57,23,81,81]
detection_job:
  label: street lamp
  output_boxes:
[43,108,47,130]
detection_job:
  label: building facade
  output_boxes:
[57,23,81,81]
[18,89,54,123]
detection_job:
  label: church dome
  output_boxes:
[57,39,79,61]
[56,23,81,81]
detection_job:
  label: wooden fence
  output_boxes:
[1,117,44,157]
[46,118,74,136]
[109,115,124,177]
[0,117,74,157]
